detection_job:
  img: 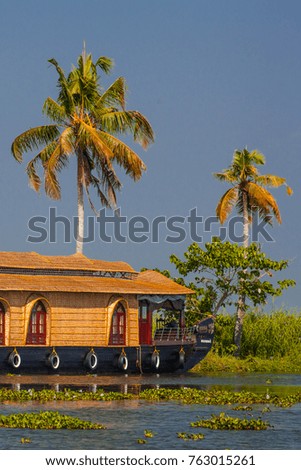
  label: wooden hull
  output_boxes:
[0,318,214,375]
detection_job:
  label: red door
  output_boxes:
[0,303,5,345]
[139,302,152,345]
[26,301,47,344]
[109,303,126,345]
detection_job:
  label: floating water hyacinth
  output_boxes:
[20,437,31,444]
[0,387,300,408]
[0,387,133,403]
[137,438,147,445]
[0,411,106,430]
[190,412,271,431]
[177,432,205,440]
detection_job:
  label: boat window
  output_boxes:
[109,302,126,345]
[0,302,5,345]
[26,300,47,344]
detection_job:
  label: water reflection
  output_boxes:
[1,372,301,395]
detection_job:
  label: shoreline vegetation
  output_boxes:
[192,350,301,374]
[192,309,301,374]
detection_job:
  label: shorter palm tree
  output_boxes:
[214,147,292,354]
[214,148,292,247]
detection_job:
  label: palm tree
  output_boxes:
[214,147,292,353]
[11,49,154,253]
[214,148,292,248]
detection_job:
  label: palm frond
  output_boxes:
[246,181,282,224]
[81,153,105,213]
[98,131,147,180]
[69,67,99,110]
[131,110,155,148]
[92,172,117,208]
[26,156,42,192]
[92,178,115,207]
[25,141,59,192]
[48,58,75,113]
[89,152,121,208]
[43,140,72,199]
[256,173,293,196]
[77,119,113,159]
[213,171,237,183]
[43,97,68,124]
[97,77,126,109]
[11,125,60,162]
[255,174,286,187]
[44,166,61,200]
[286,185,293,195]
[81,143,121,208]
[98,110,154,148]
[95,56,114,74]
[58,126,75,155]
[93,150,122,192]
[248,149,265,165]
[250,202,273,225]
[216,187,238,224]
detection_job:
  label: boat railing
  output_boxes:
[153,326,195,342]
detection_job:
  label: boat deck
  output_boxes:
[153,326,195,344]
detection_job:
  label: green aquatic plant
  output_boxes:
[137,438,147,445]
[139,387,263,405]
[177,432,205,441]
[139,387,301,408]
[0,411,106,430]
[262,406,271,413]
[20,437,31,444]
[0,387,133,403]
[0,386,301,409]
[144,429,154,438]
[232,405,253,411]
[191,412,271,431]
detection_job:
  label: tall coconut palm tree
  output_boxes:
[213,147,292,353]
[11,49,154,253]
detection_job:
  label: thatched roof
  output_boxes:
[0,252,193,296]
[0,252,134,273]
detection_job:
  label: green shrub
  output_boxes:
[212,309,301,359]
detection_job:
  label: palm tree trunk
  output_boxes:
[234,188,249,355]
[234,293,245,356]
[242,189,249,248]
[76,154,84,254]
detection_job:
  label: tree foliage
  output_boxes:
[214,148,292,231]
[168,238,295,326]
[12,48,154,253]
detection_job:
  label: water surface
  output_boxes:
[0,373,300,450]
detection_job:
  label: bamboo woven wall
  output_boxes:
[0,290,139,347]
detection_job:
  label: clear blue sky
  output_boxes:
[1,0,300,308]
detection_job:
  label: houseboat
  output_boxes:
[0,252,214,374]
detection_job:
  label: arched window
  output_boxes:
[109,302,126,345]
[0,302,5,345]
[26,300,47,344]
